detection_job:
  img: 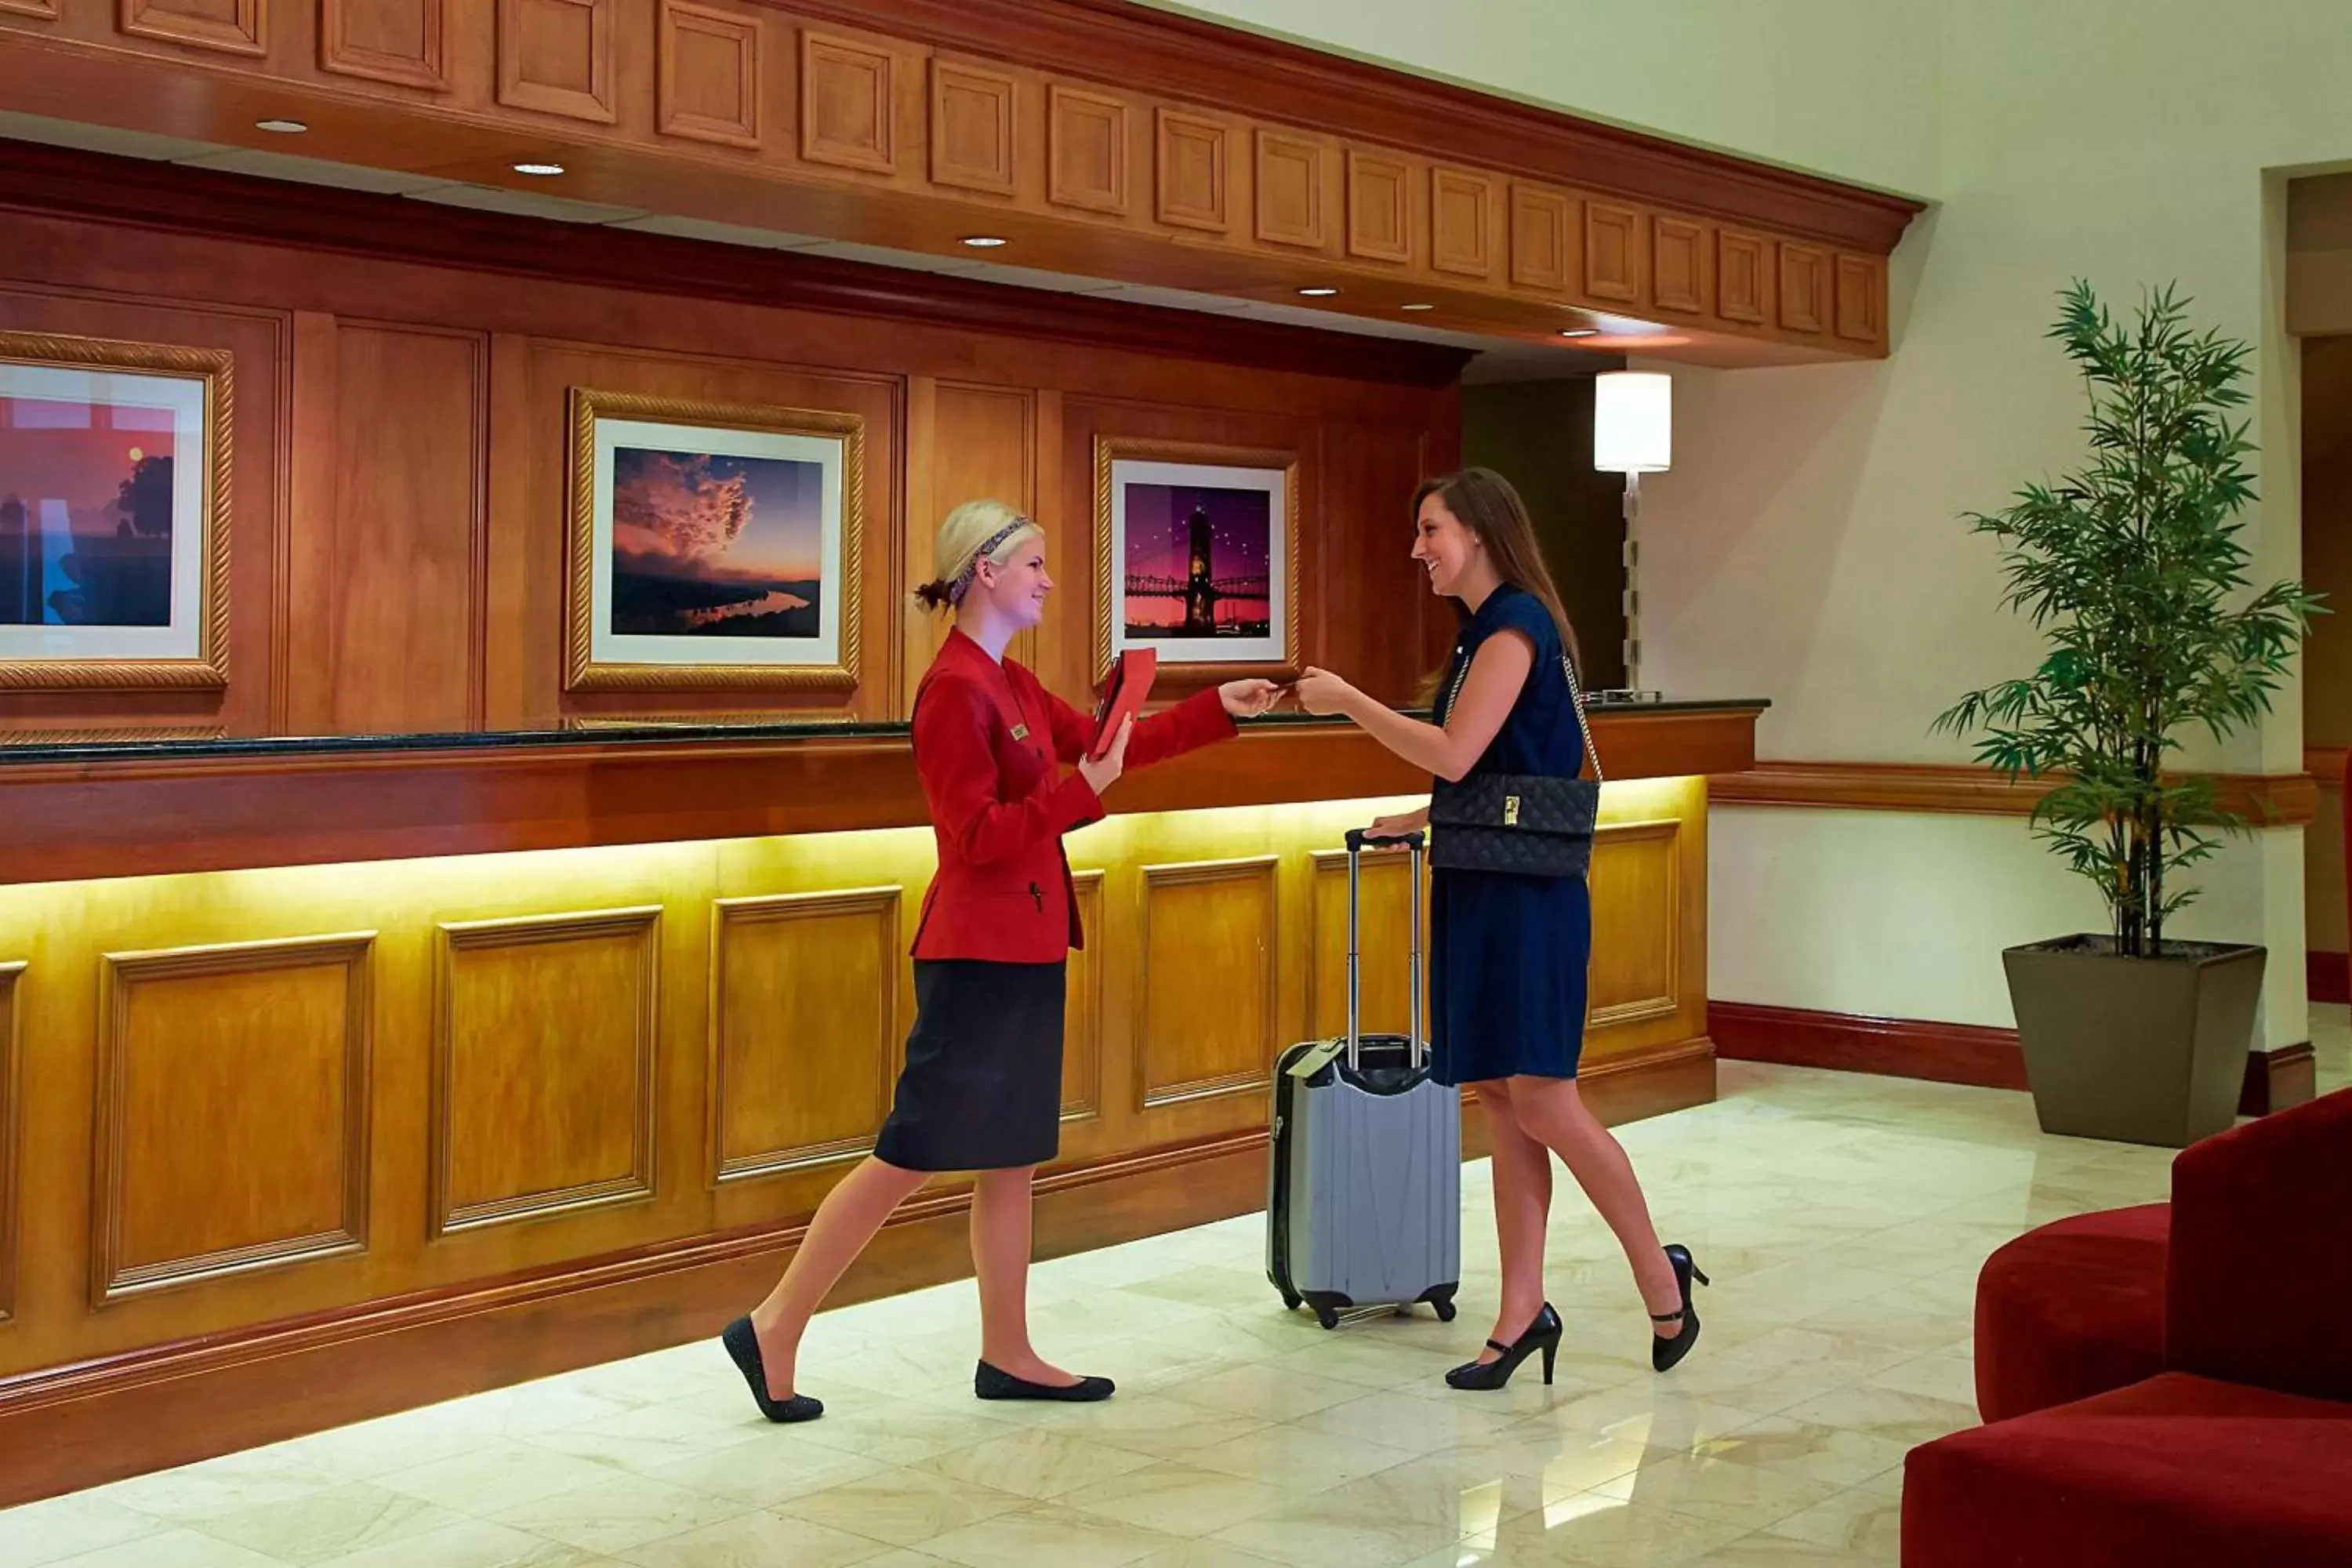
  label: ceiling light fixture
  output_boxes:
[959,235,1009,248]
[512,161,565,177]
[1559,328,1599,339]
[1298,286,1339,298]
[1400,303,1435,312]
[255,118,307,134]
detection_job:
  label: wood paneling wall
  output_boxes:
[0,183,1457,739]
[0,0,1919,366]
[0,775,1713,1501]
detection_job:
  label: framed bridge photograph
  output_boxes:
[1093,437,1298,683]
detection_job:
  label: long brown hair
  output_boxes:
[1415,467,1584,687]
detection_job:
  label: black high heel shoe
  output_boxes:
[975,1360,1115,1403]
[720,1316,824,1423]
[1650,1244,1709,1373]
[1445,1302,1563,1391]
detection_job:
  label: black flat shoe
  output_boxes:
[975,1360,1115,1403]
[1650,1244,1710,1374]
[1445,1302,1563,1391]
[720,1316,824,1423]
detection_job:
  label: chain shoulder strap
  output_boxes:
[1441,637,1604,785]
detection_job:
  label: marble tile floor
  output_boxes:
[18,1045,2318,1568]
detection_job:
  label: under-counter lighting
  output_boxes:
[512,162,566,177]
[1559,328,1599,339]
[1400,303,1435,312]
[959,235,1009,248]
[255,119,307,134]
[1298,286,1340,298]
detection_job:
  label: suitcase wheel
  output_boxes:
[1432,1297,1457,1323]
[1314,1305,1341,1330]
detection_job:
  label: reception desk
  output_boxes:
[0,701,1759,1501]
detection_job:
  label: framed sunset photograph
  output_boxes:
[0,332,231,690]
[1093,437,1298,680]
[564,390,864,692]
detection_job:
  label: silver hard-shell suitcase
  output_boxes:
[1265,829,1461,1329]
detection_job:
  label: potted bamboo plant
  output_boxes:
[1935,281,2320,1148]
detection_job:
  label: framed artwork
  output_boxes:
[564,389,865,692]
[0,332,232,690]
[1093,437,1299,681]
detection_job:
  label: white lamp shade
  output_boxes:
[1594,370,1671,474]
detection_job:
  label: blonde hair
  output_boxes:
[913,499,1042,612]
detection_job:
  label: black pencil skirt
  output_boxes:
[872,958,1068,1173]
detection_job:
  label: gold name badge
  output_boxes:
[1504,795,1521,826]
[1010,723,1029,741]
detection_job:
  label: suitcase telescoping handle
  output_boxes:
[1341,828,1426,1072]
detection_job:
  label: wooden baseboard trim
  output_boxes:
[2309,950,2349,1005]
[2246,1041,2319,1116]
[1711,760,2318,826]
[1709,1001,2025,1088]
[1710,1001,2315,1119]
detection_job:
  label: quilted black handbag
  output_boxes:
[1427,645,1602,879]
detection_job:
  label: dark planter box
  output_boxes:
[2002,936,2263,1148]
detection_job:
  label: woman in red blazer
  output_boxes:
[724,499,1278,1422]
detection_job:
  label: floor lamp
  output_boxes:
[1594,370,1671,692]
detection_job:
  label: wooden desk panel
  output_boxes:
[0,709,1752,1503]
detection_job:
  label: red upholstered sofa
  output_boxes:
[1973,1200,2170,1422]
[1904,1085,2352,1566]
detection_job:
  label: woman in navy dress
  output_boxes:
[1292,468,1706,1389]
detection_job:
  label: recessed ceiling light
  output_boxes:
[1298,286,1340,298]
[960,235,1009,248]
[1559,328,1599,339]
[254,118,307,134]
[512,161,565,177]
[1400,303,1435,312]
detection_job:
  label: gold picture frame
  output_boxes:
[564,388,865,693]
[0,332,232,691]
[1092,436,1301,684]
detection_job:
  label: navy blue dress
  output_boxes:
[1428,586,1593,1087]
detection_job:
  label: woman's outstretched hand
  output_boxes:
[1290,666,1359,717]
[1218,678,1283,718]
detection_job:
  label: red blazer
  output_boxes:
[909,628,1235,963]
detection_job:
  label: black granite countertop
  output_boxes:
[0,698,1769,768]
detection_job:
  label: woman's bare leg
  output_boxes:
[746,1156,931,1397]
[1508,1076,1682,1330]
[970,1164,1078,1385]
[1468,1078,1555,1365]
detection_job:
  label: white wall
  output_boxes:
[1145,0,1941,198]
[1173,0,2352,1047]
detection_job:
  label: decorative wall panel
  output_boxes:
[931,58,1017,194]
[321,0,449,89]
[434,909,659,1232]
[710,888,900,1181]
[1136,856,1278,1107]
[800,31,897,174]
[659,0,761,151]
[95,935,373,1299]
[497,0,616,123]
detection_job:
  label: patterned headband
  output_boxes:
[947,516,1036,604]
